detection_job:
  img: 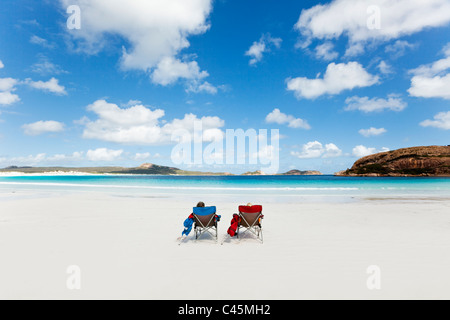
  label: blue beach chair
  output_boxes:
[192,206,220,241]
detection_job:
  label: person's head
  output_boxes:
[247,203,253,207]
[196,201,205,208]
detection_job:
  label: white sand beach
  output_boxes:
[0,189,450,300]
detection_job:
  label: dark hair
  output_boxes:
[196,201,205,207]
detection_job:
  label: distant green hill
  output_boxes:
[0,166,129,174]
[0,163,231,176]
[0,163,322,176]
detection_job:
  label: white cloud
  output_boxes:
[60,0,215,91]
[31,56,67,75]
[81,99,225,145]
[0,150,161,167]
[1,153,48,166]
[408,44,450,100]
[410,44,450,77]
[47,152,84,162]
[287,62,379,99]
[291,141,342,159]
[420,111,450,130]
[345,42,365,57]
[377,60,393,75]
[0,60,4,69]
[314,42,338,61]
[359,127,387,137]
[25,78,67,95]
[86,148,124,162]
[134,152,151,161]
[150,57,208,86]
[265,108,310,129]
[30,35,56,49]
[409,74,450,100]
[246,41,265,65]
[385,40,416,59]
[0,77,20,106]
[352,145,377,158]
[0,91,20,106]
[345,95,407,113]
[185,80,218,95]
[291,141,323,159]
[352,145,390,158]
[245,33,282,65]
[323,143,343,158]
[22,120,65,136]
[0,78,18,92]
[295,0,450,55]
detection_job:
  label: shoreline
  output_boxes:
[1,175,450,204]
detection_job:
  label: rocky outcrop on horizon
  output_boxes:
[242,170,266,176]
[240,169,323,176]
[282,169,322,176]
[337,145,450,177]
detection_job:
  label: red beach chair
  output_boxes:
[237,205,264,243]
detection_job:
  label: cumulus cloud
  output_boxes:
[409,75,450,100]
[385,40,416,59]
[0,91,20,106]
[352,145,389,158]
[322,143,343,158]
[22,120,65,136]
[408,44,450,100]
[1,63,67,105]
[359,127,387,137]
[60,0,216,92]
[81,99,225,145]
[314,42,339,61]
[151,57,208,86]
[295,0,450,55]
[0,150,157,167]
[291,141,342,159]
[25,78,67,95]
[0,77,20,106]
[86,148,124,162]
[134,152,152,161]
[47,152,84,162]
[377,60,393,75]
[0,153,48,167]
[345,94,407,113]
[265,108,310,129]
[287,62,379,99]
[0,60,4,69]
[420,111,450,130]
[245,33,282,65]
[185,80,218,95]
[0,78,18,92]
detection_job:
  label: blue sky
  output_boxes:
[0,0,450,174]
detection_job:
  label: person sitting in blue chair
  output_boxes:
[180,202,221,242]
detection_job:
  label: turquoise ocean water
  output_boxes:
[0,175,449,200]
